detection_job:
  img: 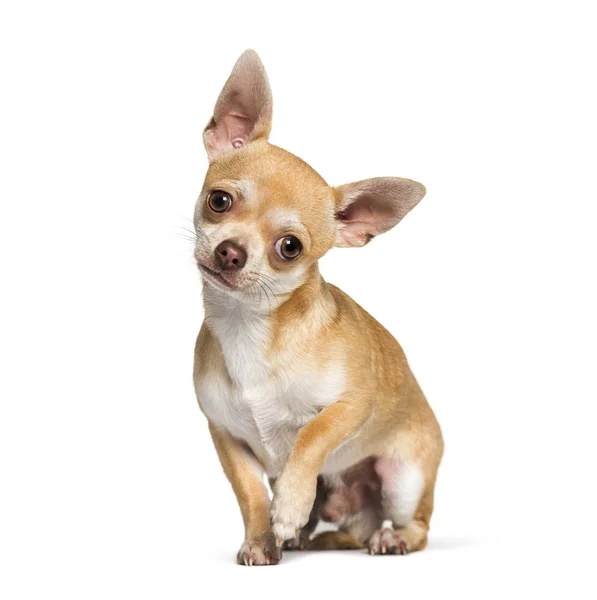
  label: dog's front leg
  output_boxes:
[209,422,280,565]
[270,398,372,546]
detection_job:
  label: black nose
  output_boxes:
[214,240,247,271]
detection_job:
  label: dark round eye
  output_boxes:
[207,190,232,213]
[275,236,303,260]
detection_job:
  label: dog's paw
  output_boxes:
[237,534,281,566]
[270,477,315,546]
[270,513,302,548]
[368,528,410,556]
[282,530,310,551]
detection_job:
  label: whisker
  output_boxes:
[257,273,290,295]
[256,280,273,313]
[249,282,260,308]
[173,220,208,242]
[259,278,280,306]
[249,271,290,297]
[174,234,200,247]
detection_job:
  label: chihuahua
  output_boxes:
[193,50,443,565]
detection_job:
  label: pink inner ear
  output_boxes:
[337,197,395,232]
[334,177,426,248]
[204,51,273,157]
[336,196,396,246]
[207,109,255,154]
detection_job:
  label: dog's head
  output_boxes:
[194,50,425,299]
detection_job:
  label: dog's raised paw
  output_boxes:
[368,528,410,556]
[237,535,281,566]
[270,483,312,546]
[271,519,301,548]
[282,531,310,551]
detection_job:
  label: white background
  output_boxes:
[1,1,596,598]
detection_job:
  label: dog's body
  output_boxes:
[193,51,443,565]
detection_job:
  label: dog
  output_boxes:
[192,50,443,565]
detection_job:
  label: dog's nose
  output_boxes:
[214,240,247,271]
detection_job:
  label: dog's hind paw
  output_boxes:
[368,528,409,556]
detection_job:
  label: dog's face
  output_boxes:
[194,50,426,299]
[195,141,336,296]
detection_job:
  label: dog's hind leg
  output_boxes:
[367,454,439,555]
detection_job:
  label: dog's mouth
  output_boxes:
[198,263,239,290]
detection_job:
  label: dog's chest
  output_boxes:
[199,373,323,475]
[196,308,344,475]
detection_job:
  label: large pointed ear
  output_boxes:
[333,177,426,248]
[203,50,273,159]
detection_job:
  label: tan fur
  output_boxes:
[193,50,443,564]
[307,531,365,551]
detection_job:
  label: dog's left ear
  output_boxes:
[203,49,273,159]
[333,177,426,248]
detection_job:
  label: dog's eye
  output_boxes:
[275,236,302,260]
[207,191,232,213]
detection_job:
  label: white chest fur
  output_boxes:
[196,293,345,476]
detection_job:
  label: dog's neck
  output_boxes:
[202,264,336,384]
[202,263,328,320]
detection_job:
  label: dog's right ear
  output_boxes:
[203,50,273,160]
